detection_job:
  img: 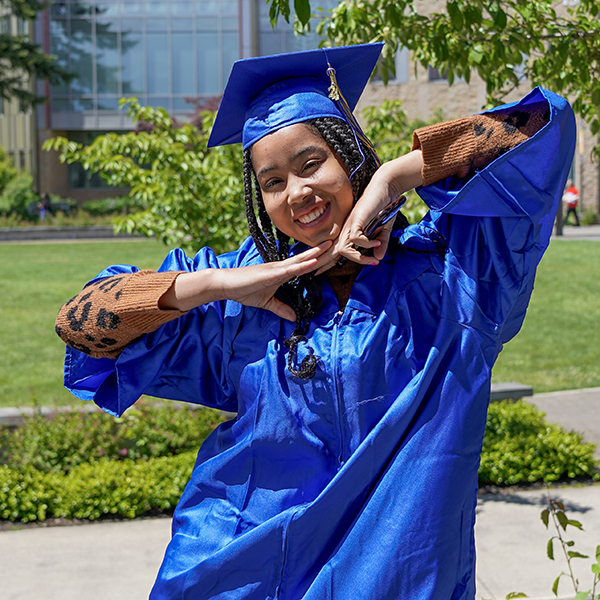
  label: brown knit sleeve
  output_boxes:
[55,270,187,359]
[412,101,551,186]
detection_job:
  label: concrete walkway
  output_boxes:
[1,388,599,600]
[552,223,600,241]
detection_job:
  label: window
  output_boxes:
[49,0,239,113]
[0,15,11,34]
[373,47,409,84]
[258,0,339,55]
[428,66,448,82]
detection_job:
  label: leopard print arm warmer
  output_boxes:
[55,270,186,359]
[412,101,551,186]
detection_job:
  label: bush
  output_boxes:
[1,400,597,523]
[0,401,226,473]
[0,453,196,522]
[479,400,599,485]
[0,171,38,218]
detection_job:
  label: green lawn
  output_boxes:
[0,240,175,408]
[491,239,600,392]
[0,238,598,407]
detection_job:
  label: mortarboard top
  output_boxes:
[207,43,384,150]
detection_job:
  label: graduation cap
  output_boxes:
[207,42,384,162]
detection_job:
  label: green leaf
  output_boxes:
[541,508,550,528]
[567,519,584,531]
[574,592,590,600]
[506,593,528,599]
[469,44,485,64]
[568,551,590,559]
[557,511,568,530]
[294,0,311,26]
[547,538,555,560]
[552,573,563,596]
[595,545,600,562]
[591,563,600,574]
[592,88,600,107]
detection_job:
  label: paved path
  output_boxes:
[552,223,600,241]
[1,388,598,600]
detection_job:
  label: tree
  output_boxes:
[270,0,600,152]
[44,100,248,255]
[0,0,71,109]
[44,99,437,252]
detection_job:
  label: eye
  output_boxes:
[302,159,322,174]
[263,177,283,190]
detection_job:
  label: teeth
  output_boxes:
[297,205,326,224]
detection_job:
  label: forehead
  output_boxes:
[250,123,329,166]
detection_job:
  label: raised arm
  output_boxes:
[56,242,332,358]
[334,100,550,264]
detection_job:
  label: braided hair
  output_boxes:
[243,117,409,379]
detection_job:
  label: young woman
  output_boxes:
[56,44,576,600]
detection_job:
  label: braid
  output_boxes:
[243,118,409,379]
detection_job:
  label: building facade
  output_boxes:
[2,0,597,212]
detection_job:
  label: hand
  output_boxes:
[318,150,424,273]
[163,241,333,321]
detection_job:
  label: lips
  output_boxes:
[295,203,329,225]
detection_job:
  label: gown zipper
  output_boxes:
[331,309,345,466]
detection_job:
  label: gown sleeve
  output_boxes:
[62,238,259,416]
[412,87,576,348]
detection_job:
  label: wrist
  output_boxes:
[381,150,424,199]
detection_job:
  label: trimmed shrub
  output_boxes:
[0,401,226,473]
[0,453,196,522]
[1,400,597,523]
[479,400,599,485]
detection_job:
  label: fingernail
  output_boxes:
[370,261,378,266]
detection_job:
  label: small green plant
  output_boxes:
[541,494,600,600]
[505,493,600,600]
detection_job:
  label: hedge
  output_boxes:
[0,400,597,523]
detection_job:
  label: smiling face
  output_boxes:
[250,123,354,248]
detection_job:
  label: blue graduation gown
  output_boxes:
[63,88,575,600]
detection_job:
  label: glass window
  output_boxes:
[50,19,71,96]
[146,1,169,15]
[70,1,93,17]
[172,33,194,94]
[95,0,120,17]
[50,2,68,18]
[72,96,95,110]
[96,21,120,94]
[258,0,337,56]
[171,1,195,16]
[52,98,71,112]
[197,31,219,95]
[146,33,169,94]
[147,97,170,108]
[171,17,193,32]
[196,1,219,16]
[97,96,120,110]
[120,2,143,16]
[121,31,144,94]
[70,19,94,95]
[146,17,168,31]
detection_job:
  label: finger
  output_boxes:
[371,223,394,261]
[315,255,341,276]
[264,297,297,322]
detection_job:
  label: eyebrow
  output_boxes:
[256,145,325,180]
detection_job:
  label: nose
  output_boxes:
[287,173,312,206]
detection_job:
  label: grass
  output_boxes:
[0,237,598,408]
[0,240,175,408]
[491,239,600,392]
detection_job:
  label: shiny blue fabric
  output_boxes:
[63,88,575,600]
